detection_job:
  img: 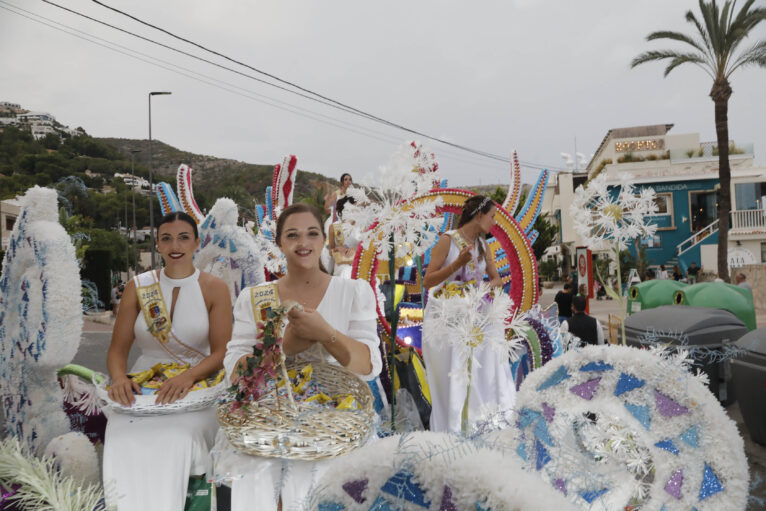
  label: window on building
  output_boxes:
[735,182,766,210]
[762,242,766,263]
[5,217,14,232]
[653,193,672,215]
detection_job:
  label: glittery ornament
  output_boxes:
[569,377,601,400]
[614,372,645,396]
[534,417,554,447]
[381,471,430,507]
[343,479,368,504]
[542,402,555,423]
[579,488,608,504]
[368,495,399,511]
[535,440,550,471]
[318,502,345,511]
[554,479,567,495]
[655,439,680,455]
[654,390,689,418]
[516,442,527,461]
[624,403,651,430]
[680,425,699,448]
[537,365,570,391]
[698,463,724,501]
[438,486,457,511]
[663,468,684,499]
[579,361,613,372]
[518,408,541,429]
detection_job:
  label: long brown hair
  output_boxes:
[275,203,329,274]
[456,195,494,259]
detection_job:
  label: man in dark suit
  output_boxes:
[563,295,604,346]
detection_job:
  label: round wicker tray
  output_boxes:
[94,372,226,416]
[218,361,375,461]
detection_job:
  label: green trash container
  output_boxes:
[673,282,756,331]
[731,327,766,446]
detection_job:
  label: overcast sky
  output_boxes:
[2,0,765,187]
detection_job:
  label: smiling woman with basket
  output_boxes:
[102,211,233,511]
[214,203,382,511]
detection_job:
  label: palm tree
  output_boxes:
[631,0,766,282]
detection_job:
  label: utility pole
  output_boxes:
[130,149,140,272]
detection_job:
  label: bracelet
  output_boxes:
[325,328,337,344]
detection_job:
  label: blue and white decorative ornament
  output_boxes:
[309,432,578,511]
[0,186,83,452]
[504,345,748,510]
[196,198,266,301]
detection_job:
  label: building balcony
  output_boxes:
[730,209,766,237]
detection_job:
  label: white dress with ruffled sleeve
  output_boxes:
[215,276,382,511]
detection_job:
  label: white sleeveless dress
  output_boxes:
[103,268,219,511]
[214,277,382,511]
[422,232,516,433]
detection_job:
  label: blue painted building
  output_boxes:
[543,124,766,277]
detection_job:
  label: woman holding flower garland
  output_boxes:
[216,203,382,511]
[103,211,233,510]
[422,195,516,433]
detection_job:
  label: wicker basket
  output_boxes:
[94,372,226,416]
[217,361,375,461]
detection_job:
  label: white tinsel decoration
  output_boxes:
[0,186,83,452]
[426,282,522,385]
[196,197,266,301]
[0,436,105,511]
[569,173,658,251]
[340,141,443,261]
[252,216,286,274]
[43,432,100,487]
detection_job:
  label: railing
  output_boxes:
[730,209,766,232]
[677,219,719,256]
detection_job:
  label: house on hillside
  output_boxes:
[542,124,766,277]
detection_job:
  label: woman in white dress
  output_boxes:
[422,195,516,433]
[104,211,233,510]
[218,203,382,511]
[328,196,361,279]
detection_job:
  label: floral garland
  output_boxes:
[227,303,295,412]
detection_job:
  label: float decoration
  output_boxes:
[0,186,83,452]
[309,432,579,511]
[506,345,748,510]
[570,173,658,344]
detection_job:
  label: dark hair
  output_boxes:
[563,283,572,291]
[457,195,494,228]
[335,196,356,218]
[157,211,199,239]
[572,295,587,312]
[340,173,352,184]
[275,203,329,273]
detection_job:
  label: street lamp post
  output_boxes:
[130,149,140,272]
[148,91,172,267]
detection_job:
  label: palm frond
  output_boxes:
[728,39,766,75]
[631,50,686,68]
[664,53,708,76]
[647,30,707,54]
[686,10,717,64]
[699,0,725,58]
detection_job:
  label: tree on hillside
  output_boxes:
[631,0,766,282]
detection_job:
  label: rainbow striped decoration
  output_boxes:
[516,169,549,234]
[155,182,181,217]
[176,164,205,224]
[502,150,522,215]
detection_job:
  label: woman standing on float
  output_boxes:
[422,195,516,433]
[104,211,232,510]
[217,203,382,511]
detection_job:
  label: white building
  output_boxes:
[114,173,150,189]
[1,197,22,251]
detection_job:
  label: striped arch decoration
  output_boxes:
[502,150,523,214]
[176,164,205,223]
[352,188,539,346]
[155,182,182,217]
[271,155,298,216]
[516,169,549,234]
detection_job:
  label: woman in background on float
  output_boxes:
[324,172,353,217]
[422,195,516,433]
[328,196,361,279]
[104,211,232,510]
[217,203,382,511]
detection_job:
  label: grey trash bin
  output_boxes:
[731,327,766,446]
[624,306,748,406]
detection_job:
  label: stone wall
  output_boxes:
[738,264,766,310]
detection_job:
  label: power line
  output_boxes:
[38,0,565,171]
[0,1,517,175]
